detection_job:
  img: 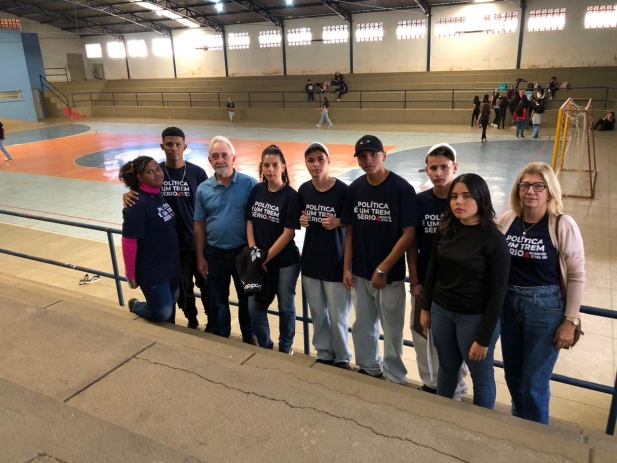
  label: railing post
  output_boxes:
[360,91,362,110]
[106,231,125,307]
[282,91,285,109]
[404,90,407,110]
[135,92,138,107]
[217,92,221,109]
[248,92,251,109]
[112,93,116,107]
[189,93,192,108]
[606,373,617,435]
[161,92,164,108]
[605,87,609,111]
[301,278,310,355]
[452,89,455,110]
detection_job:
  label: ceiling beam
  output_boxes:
[58,0,171,35]
[158,0,224,32]
[414,0,431,15]
[321,0,351,22]
[6,0,123,37]
[227,0,284,27]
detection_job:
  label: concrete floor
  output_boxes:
[0,116,615,434]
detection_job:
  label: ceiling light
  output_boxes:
[215,2,224,12]
[136,2,163,11]
[177,18,200,28]
[159,10,182,19]
[474,0,494,3]
[286,0,293,5]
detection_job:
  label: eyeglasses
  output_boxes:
[518,182,547,192]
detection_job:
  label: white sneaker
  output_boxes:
[316,124,321,127]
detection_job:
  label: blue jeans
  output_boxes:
[132,274,180,323]
[515,119,526,137]
[206,244,254,339]
[501,285,564,425]
[532,124,541,138]
[248,262,300,352]
[317,110,332,126]
[431,302,500,409]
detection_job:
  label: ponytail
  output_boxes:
[119,156,156,191]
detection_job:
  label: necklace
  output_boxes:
[521,214,540,236]
[164,163,187,185]
[268,182,285,193]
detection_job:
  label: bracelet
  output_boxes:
[409,282,421,288]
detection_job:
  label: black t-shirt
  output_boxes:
[246,183,301,268]
[159,161,207,251]
[122,189,180,286]
[227,102,235,110]
[299,178,348,282]
[473,101,480,113]
[415,189,447,285]
[341,172,417,283]
[422,224,510,346]
[505,214,560,287]
[605,118,615,130]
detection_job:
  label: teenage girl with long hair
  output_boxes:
[245,145,302,354]
[120,156,180,323]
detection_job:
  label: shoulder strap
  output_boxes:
[554,214,566,298]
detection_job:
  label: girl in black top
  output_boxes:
[120,156,180,323]
[421,174,510,409]
[471,96,480,127]
[480,102,491,143]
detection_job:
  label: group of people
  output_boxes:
[471,89,546,141]
[305,72,349,102]
[120,127,586,425]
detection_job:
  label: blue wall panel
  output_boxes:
[0,31,38,122]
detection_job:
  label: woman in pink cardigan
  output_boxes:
[498,162,585,425]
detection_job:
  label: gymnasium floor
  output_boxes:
[0,117,615,431]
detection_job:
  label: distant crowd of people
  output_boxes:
[120,127,586,426]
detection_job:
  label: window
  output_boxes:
[435,17,465,37]
[397,19,426,40]
[323,24,348,44]
[107,41,126,59]
[152,38,172,57]
[228,32,250,50]
[585,5,617,29]
[355,23,384,42]
[0,18,21,30]
[0,90,23,101]
[484,12,518,34]
[259,30,281,48]
[127,40,147,57]
[528,8,566,32]
[287,27,312,46]
[85,43,103,59]
[205,34,223,51]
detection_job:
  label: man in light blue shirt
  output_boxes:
[195,135,258,344]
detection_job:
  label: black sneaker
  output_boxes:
[128,298,138,312]
[315,359,334,366]
[242,335,259,346]
[279,347,294,356]
[334,362,351,370]
[358,368,384,379]
[187,319,199,329]
[419,384,437,394]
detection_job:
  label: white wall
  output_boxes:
[226,23,283,76]
[521,0,617,68]
[353,10,427,74]
[126,32,174,79]
[284,16,351,76]
[430,2,519,71]
[82,36,129,80]
[0,12,85,81]
[173,29,226,78]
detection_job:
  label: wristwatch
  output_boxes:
[375,267,387,278]
[565,316,580,326]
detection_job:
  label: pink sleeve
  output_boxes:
[121,237,138,281]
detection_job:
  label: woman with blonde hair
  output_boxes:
[498,162,585,425]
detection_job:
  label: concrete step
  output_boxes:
[1,270,615,462]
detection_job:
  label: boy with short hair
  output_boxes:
[407,143,467,397]
[299,142,352,369]
[227,98,235,122]
[305,79,315,102]
[341,135,417,384]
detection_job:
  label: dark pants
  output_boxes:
[498,110,507,129]
[178,250,210,326]
[206,244,254,339]
[307,92,314,101]
[471,110,479,127]
[480,118,488,139]
[492,108,500,126]
[336,89,348,100]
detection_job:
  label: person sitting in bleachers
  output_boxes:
[593,111,615,131]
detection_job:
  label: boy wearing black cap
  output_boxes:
[407,143,468,397]
[299,142,352,369]
[341,135,417,384]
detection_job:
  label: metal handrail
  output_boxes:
[44,68,68,81]
[0,208,615,435]
[40,75,70,110]
[70,86,617,111]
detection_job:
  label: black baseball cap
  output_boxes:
[354,135,384,157]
